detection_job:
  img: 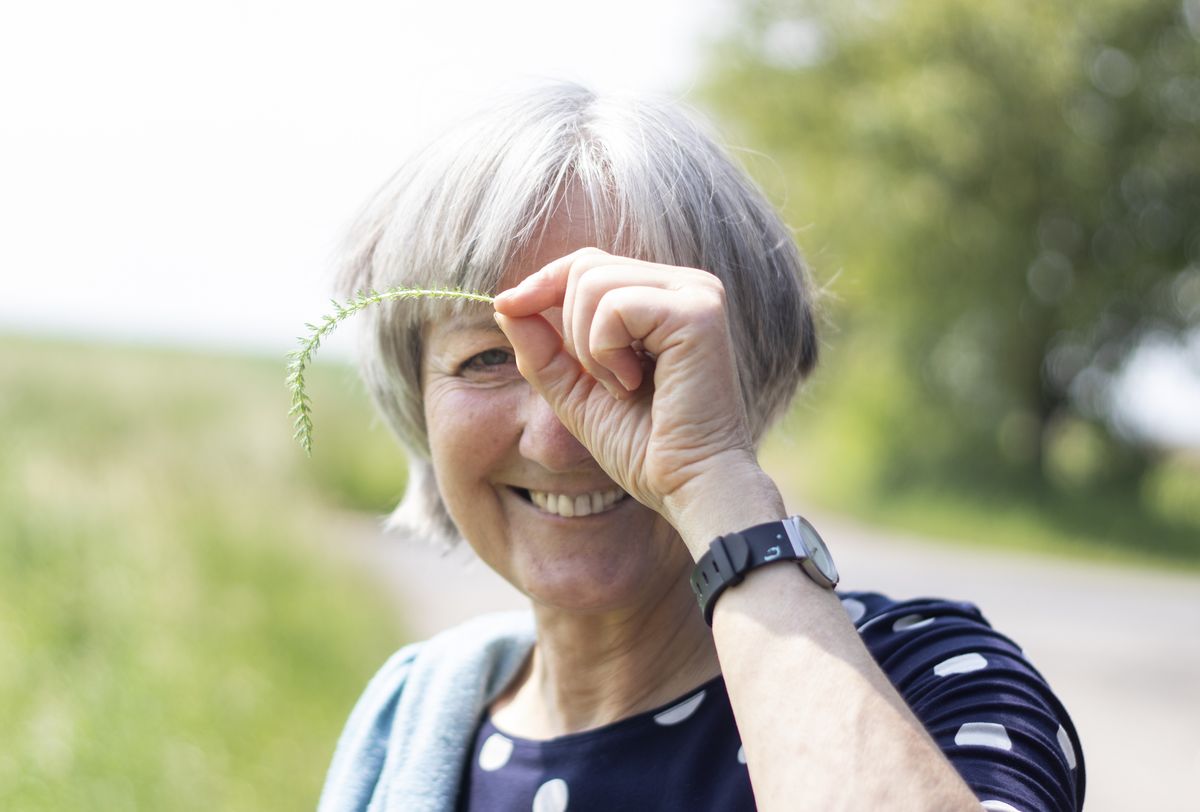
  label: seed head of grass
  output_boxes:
[286,287,495,455]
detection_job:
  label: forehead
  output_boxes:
[423,310,500,346]
[424,190,592,347]
[423,303,565,348]
[499,187,601,290]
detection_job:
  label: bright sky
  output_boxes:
[1,0,1196,447]
[0,0,727,352]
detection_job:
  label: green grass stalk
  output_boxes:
[287,287,494,455]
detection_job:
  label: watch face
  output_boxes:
[794,517,839,586]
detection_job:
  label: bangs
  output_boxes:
[352,87,713,329]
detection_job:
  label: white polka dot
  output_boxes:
[934,652,988,677]
[980,801,1021,812]
[841,597,867,623]
[653,690,706,725]
[478,732,513,771]
[736,745,746,764]
[892,614,935,632]
[532,778,569,812]
[1056,724,1077,770]
[955,722,1012,751]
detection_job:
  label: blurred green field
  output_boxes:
[0,335,410,811]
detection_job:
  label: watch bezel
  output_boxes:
[784,515,840,588]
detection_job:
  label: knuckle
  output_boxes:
[703,275,727,302]
[677,269,726,303]
[568,247,607,273]
[694,285,726,315]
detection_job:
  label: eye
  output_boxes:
[460,348,515,374]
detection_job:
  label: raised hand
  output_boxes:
[494,248,780,554]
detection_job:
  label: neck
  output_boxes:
[492,576,719,739]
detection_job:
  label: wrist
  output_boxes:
[662,451,787,560]
[692,514,841,625]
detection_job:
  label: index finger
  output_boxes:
[492,247,603,316]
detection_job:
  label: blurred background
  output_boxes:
[1,0,1197,809]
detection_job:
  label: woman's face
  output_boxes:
[420,211,694,615]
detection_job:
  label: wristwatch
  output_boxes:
[690,515,839,626]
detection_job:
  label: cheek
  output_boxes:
[424,385,521,494]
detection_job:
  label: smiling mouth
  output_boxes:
[513,487,628,518]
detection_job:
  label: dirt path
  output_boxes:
[329,510,1200,812]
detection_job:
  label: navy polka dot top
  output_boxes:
[456,592,1085,812]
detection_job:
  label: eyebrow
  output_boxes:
[444,313,501,332]
[426,312,503,341]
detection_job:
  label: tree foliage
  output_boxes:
[703,0,1200,486]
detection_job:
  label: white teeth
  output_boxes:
[525,488,627,518]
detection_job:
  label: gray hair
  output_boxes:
[336,82,818,543]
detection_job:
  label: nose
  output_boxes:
[517,388,595,473]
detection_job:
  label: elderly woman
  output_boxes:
[318,84,1084,811]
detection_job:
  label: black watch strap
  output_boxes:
[690,517,836,626]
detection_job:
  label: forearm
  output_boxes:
[712,565,980,810]
[669,468,980,811]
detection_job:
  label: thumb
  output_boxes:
[494,312,589,408]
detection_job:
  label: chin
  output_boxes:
[514,545,688,617]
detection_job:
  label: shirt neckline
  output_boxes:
[484,673,726,749]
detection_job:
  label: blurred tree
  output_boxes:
[703,0,1200,487]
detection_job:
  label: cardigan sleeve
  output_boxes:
[316,611,537,812]
[318,643,423,812]
[844,592,1086,812]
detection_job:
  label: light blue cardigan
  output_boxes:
[318,611,536,812]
